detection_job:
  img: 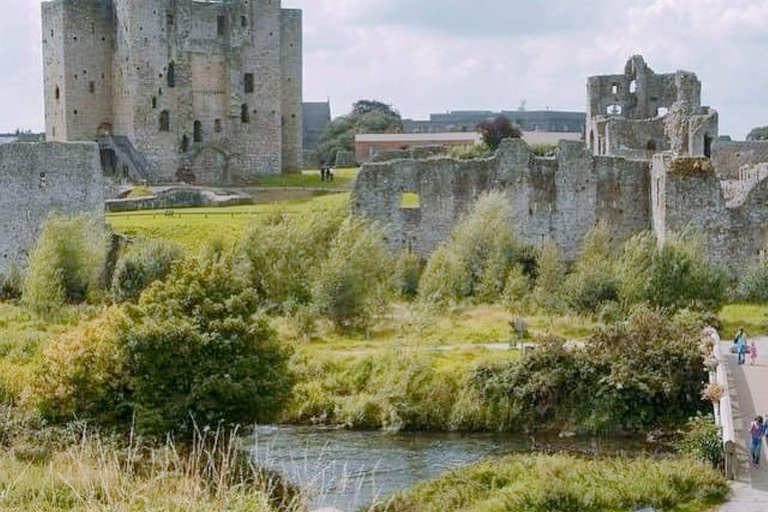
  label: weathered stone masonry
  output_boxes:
[0,143,104,276]
[42,0,303,184]
[355,56,768,275]
[354,139,650,259]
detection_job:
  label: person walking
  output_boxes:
[750,339,759,366]
[735,327,748,365]
[750,416,766,466]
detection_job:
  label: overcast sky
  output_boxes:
[3,0,768,138]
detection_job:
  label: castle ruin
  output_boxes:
[41,0,303,184]
[354,56,768,275]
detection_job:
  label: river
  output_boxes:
[247,425,664,512]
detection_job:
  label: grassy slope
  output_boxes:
[719,303,766,337]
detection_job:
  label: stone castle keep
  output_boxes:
[354,56,768,274]
[42,0,303,183]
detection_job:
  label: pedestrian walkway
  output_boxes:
[717,335,768,511]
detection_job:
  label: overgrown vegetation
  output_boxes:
[366,454,727,512]
[22,214,109,315]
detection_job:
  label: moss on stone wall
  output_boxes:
[670,157,714,177]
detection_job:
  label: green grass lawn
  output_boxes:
[719,303,767,337]
[107,193,350,249]
[252,167,359,190]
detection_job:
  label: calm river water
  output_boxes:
[247,425,663,512]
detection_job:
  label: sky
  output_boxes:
[3,0,768,138]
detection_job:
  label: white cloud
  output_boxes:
[3,0,768,137]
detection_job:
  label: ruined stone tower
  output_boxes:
[42,0,302,183]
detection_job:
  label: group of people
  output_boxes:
[734,327,758,366]
[320,165,335,182]
[738,328,764,467]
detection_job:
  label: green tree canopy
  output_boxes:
[315,100,403,165]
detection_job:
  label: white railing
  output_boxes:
[702,327,737,479]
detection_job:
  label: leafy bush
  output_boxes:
[476,116,522,150]
[618,231,728,311]
[22,214,108,314]
[124,251,294,436]
[395,251,424,299]
[563,222,619,312]
[677,412,724,470]
[242,202,346,312]
[471,306,707,433]
[311,217,393,328]
[37,307,131,425]
[419,192,534,305]
[111,238,182,301]
[736,260,768,302]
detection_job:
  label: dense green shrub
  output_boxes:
[618,232,728,311]
[123,251,293,436]
[395,251,424,299]
[242,202,346,312]
[22,214,108,314]
[111,238,182,301]
[311,217,393,328]
[476,116,522,150]
[39,250,294,437]
[736,259,768,302]
[677,412,724,470]
[563,222,619,313]
[471,306,707,432]
[419,192,534,304]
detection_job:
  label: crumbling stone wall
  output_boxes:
[586,56,716,159]
[652,152,768,274]
[711,140,768,179]
[354,139,650,259]
[0,143,104,276]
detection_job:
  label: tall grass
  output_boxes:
[0,426,304,512]
[366,454,727,512]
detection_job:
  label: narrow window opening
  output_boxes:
[400,191,421,209]
[55,86,60,100]
[152,96,157,109]
[167,63,175,88]
[39,172,47,189]
[159,110,170,132]
[89,81,95,93]
[167,14,174,26]
[241,104,250,123]
[181,134,189,152]
[611,83,618,95]
[52,127,56,137]
[214,119,222,133]
[244,73,254,94]
[704,135,713,158]
[193,121,203,142]
[629,80,637,94]
[217,16,226,36]
[241,16,247,27]
[646,140,657,151]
